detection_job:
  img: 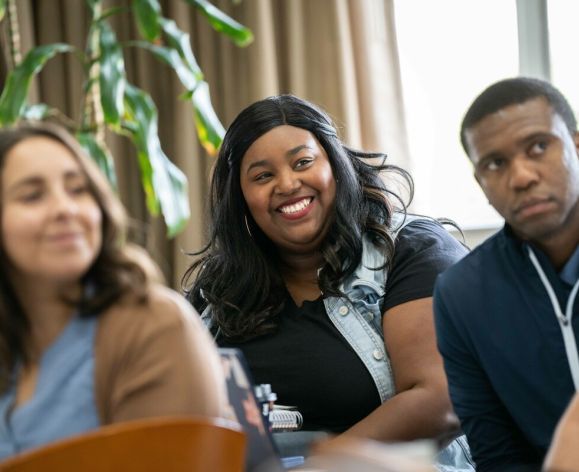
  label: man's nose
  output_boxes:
[508,157,539,191]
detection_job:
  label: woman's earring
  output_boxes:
[245,214,253,238]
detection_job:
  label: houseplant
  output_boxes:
[0,0,253,236]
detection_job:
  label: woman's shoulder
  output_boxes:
[388,214,468,274]
[393,213,446,232]
[98,284,201,335]
[93,284,227,423]
[394,215,464,248]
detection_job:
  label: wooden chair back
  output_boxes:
[0,416,246,472]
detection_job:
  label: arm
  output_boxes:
[544,394,579,472]
[339,219,467,442]
[97,285,228,423]
[342,297,459,442]
[434,283,541,471]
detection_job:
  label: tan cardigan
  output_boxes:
[94,285,227,424]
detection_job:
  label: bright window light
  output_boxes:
[548,0,579,119]
[393,0,518,229]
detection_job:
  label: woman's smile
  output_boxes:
[240,125,336,254]
[1,137,102,283]
[276,197,314,219]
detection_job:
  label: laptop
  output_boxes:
[218,348,303,471]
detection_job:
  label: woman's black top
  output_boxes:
[218,219,467,433]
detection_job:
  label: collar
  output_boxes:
[560,244,579,286]
[503,223,579,286]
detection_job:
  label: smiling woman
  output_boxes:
[183,95,474,469]
[2,136,103,285]
[0,122,227,460]
[240,125,337,267]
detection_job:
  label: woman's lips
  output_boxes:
[46,232,83,246]
[277,197,314,220]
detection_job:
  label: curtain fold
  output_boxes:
[0,0,409,288]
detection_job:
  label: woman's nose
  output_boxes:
[51,189,78,217]
[275,171,301,195]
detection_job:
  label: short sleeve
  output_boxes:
[382,219,468,313]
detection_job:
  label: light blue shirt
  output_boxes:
[560,244,579,286]
[0,314,100,459]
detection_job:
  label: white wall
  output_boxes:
[450,226,502,251]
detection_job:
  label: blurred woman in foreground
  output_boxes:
[0,122,226,459]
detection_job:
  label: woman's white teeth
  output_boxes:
[279,198,312,214]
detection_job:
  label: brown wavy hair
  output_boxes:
[0,122,160,392]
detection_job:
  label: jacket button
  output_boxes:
[338,305,349,316]
[373,349,384,360]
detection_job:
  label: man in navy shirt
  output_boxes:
[434,77,579,471]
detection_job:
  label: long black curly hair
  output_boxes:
[182,95,413,341]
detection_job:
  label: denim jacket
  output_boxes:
[202,216,474,470]
[327,229,474,471]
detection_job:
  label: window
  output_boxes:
[393,0,518,230]
[548,0,579,118]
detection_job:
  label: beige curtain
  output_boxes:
[1,0,409,289]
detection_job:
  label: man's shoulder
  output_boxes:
[437,229,505,288]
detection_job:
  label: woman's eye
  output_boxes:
[295,158,313,169]
[70,184,89,195]
[19,191,42,202]
[254,172,272,182]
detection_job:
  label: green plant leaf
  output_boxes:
[86,0,101,17]
[76,131,118,188]
[98,21,125,127]
[190,81,225,155]
[123,84,190,236]
[159,18,202,77]
[133,38,222,155]
[123,88,158,215]
[134,41,199,91]
[185,0,253,47]
[133,0,162,41]
[98,6,126,21]
[21,103,51,120]
[0,0,6,22]
[0,43,73,125]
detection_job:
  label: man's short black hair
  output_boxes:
[460,77,577,155]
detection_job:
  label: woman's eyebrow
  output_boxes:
[4,176,43,195]
[245,159,269,174]
[5,169,84,194]
[286,144,313,156]
[245,144,315,175]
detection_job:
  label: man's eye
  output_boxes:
[484,158,505,171]
[529,140,548,156]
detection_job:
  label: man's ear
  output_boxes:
[574,131,579,156]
